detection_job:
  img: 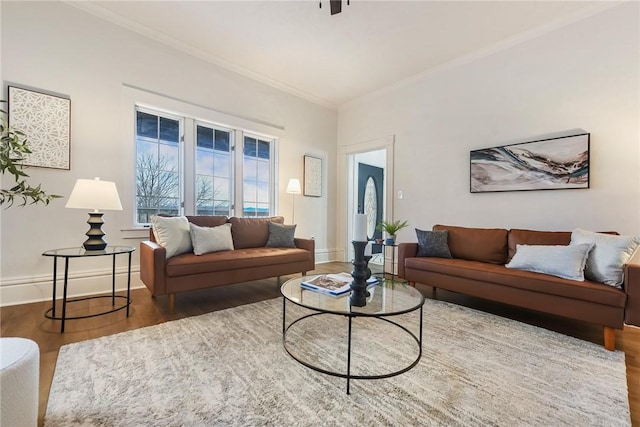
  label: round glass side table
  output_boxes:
[42,246,135,332]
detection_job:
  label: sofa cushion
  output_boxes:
[506,243,593,281]
[266,223,296,248]
[415,229,452,258]
[404,257,625,307]
[433,224,508,264]
[189,223,234,255]
[166,247,309,276]
[186,215,228,228]
[571,228,640,288]
[229,216,285,249]
[151,215,193,259]
[507,229,571,262]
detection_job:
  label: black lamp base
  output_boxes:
[350,240,372,307]
[83,212,107,251]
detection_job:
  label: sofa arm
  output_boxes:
[397,243,418,279]
[139,240,167,296]
[294,238,316,271]
[294,237,315,254]
[624,249,640,326]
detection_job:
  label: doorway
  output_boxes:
[339,135,394,263]
[357,162,384,255]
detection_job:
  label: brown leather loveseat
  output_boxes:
[140,216,315,312]
[398,224,640,350]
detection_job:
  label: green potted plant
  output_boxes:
[376,219,409,245]
[1,104,61,207]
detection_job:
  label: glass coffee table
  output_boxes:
[281,275,424,394]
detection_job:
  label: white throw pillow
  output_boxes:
[570,228,640,288]
[505,243,594,281]
[151,215,193,259]
[190,223,234,255]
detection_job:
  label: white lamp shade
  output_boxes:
[286,178,302,194]
[65,178,123,211]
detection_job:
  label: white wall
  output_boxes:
[338,3,640,251]
[0,1,338,306]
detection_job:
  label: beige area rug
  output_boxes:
[45,297,630,426]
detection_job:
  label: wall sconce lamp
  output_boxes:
[65,177,123,250]
[286,178,301,224]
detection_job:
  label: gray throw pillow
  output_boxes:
[416,229,452,258]
[266,223,296,248]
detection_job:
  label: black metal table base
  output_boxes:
[44,247,134,333]
[45,295,131,322]
[282,297,423,394]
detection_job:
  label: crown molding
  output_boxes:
[340,1,624,112]
[64,1,338,111]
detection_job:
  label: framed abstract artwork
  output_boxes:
[8,86,71,170]
[470,133,590,193]
[303,155,322,197]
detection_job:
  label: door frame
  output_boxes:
[338,135,395,262]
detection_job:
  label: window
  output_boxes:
[243,135,272,217]
[135,109,182,224]
[134,107,276,225]
[195,123,232,216]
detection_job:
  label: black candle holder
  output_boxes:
[350,240,372,307]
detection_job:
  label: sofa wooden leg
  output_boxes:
[603,326,616,351]
[602,326,616,351]
[276,276,281,286]
[167,293,175,314]
[409,281,416,287]
[431,287,437,299]
[302,271,307,276]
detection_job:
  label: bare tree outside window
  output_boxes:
[134,107,274,223]
[136,153,180,223]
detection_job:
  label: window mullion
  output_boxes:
[234,130,244,217]
[182,118,195,216]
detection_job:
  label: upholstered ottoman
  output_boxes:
[0,337,40,426]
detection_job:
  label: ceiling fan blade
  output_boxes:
[330,0,342,15]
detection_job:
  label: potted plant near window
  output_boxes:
[376,219,409,245]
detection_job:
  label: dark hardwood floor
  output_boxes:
[2,261,639,426]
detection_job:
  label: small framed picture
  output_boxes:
[303,155,322,197]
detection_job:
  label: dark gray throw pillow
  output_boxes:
[266,222,296,248]
[416,229,452,258]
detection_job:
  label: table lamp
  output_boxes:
[286,178,301,224]
[65,177,123,250]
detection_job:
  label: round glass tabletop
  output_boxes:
[281,275,424,317]
[42,246,135,257]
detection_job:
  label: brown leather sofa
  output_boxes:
[398,225,640,351]
[140,216,315,312]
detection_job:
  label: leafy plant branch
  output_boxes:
[1,105,62,207]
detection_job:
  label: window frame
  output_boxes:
[131,100,280,227]
[134,106,185,225]
[241,132,276,218]
[192,120,235,217]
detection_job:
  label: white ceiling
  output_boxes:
[73,1,610,109]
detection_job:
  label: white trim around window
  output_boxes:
[122,84,283,227]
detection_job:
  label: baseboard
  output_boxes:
[314,248,344,264]
[0,267,145,307]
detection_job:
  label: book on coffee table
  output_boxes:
[300,272,379,296]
